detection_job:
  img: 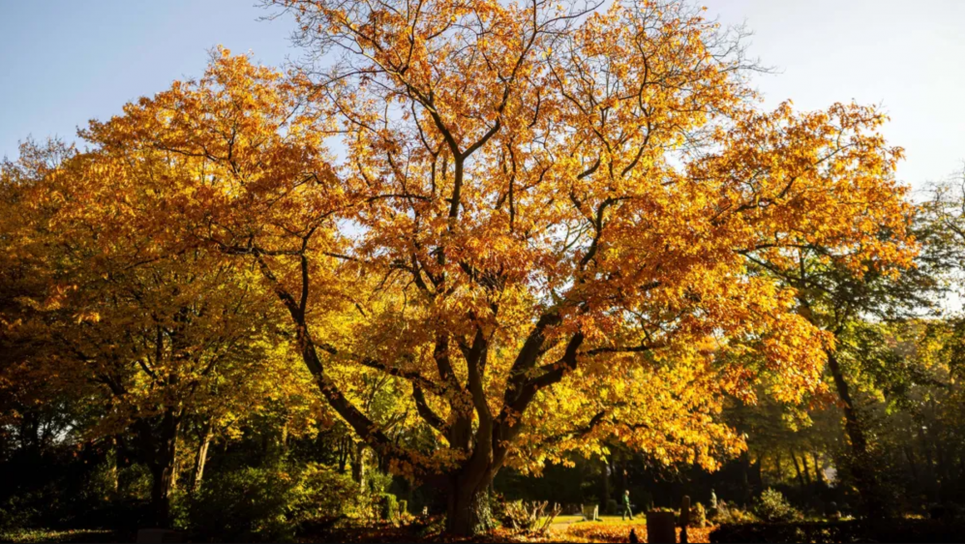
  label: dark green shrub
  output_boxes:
[0,494,40,531]
[188,462,367,542]
[496,500,560,535]
[692,502,707,528]
[606,498,618,515]
[366,470,393,495]
[169,490,190,531]
[497,499,529,530]
[189,466,299,542]
[117,463,152,501]
[291,463,367,524]
[715,502,757,524]
[380,493,399,521]
[754,488,801,523]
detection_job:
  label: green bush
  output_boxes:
[366,470,393,495]
[292,463,367,524]
[169,490,191,531]
[117,464,152,501]
[498,499,530,531]
[189,466,298,542]
[606,498,619,515]
[496,500,559,535]
[692,502,707,528]
[187,462,368,542]
[754,488,802,523]
[0,494,40,532]
[380,493,399,521]
[715,502,757,525]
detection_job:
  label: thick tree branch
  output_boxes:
[413,385,449,434]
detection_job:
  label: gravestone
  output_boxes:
[646,511,676,544]
[680,496,691,544]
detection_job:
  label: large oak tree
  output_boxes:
[45,0,914,533]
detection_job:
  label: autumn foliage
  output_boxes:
[0,0,914,535]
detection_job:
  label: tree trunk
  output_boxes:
[916,424,936,498]
[108,436,119,497]
[148,412,181,528]
[191,421,213,492]
[603,457,612,505]
[621,455,629,497]
[812,452,827,485]
[775,450,784,484]
[445,468,496,535]
[826,350,884,518]
[171,450,180,494]
[150,464,174,528]
[741,452,752,504]
[936,429,951,500]
[791,453,806,487]
[800,452,812,485]
[351,442,365,490]
[904,445,920,484]
[337,436,349,473]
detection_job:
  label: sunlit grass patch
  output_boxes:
[0,528,118,543]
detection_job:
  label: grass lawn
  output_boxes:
[587,516,648,524]
[0,528,123,543]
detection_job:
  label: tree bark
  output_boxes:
[740,451,753,504]
[775,450,784,484]
[147,411,181,528]
[604,457,612,505]
[791,453,806,487]
[621,455,629,496]
[337,436,349,474]
[445,466,496,535]
[108,436,119,497]
[812,452,827,485]
[800,452,812,485]
[351,442,365,490]
[826,349,884,517]
[191,421,213,492]
[916,424,935,493]
[904,445,920,483]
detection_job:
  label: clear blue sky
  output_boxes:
[0,1,293,157]
[2,0,963,191]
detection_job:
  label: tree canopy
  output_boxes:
[0,0,922,536]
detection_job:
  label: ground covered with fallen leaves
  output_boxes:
[0,520,715,543]
[561,521,713,543]
[297,519,715,543]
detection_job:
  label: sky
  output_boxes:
[2,0,963,194]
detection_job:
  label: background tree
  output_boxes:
[0,138,325,527]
